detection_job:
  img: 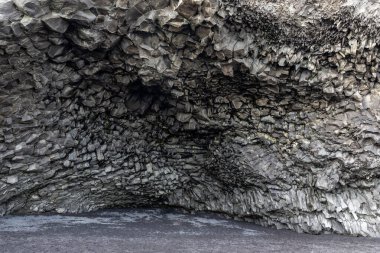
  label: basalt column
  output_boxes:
[1,0,380,236]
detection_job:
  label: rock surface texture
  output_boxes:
[1,0,380,236]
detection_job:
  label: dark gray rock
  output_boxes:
[14,0,44,17]
[42,14,69,33]
[1,0,380,238]
[47,45,65,58]
[69,10,96,25]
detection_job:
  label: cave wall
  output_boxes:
[1,0,380,236]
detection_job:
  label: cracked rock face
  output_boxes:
[1,0,380,237]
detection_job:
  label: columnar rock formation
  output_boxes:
[1,0,380,236]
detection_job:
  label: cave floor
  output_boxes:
[0,208,379,253]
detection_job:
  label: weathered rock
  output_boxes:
[42,14,69,33]
[6,175,18,184]
[47,45,65,58]
[1,0,380,237]
[14,0,44,17]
